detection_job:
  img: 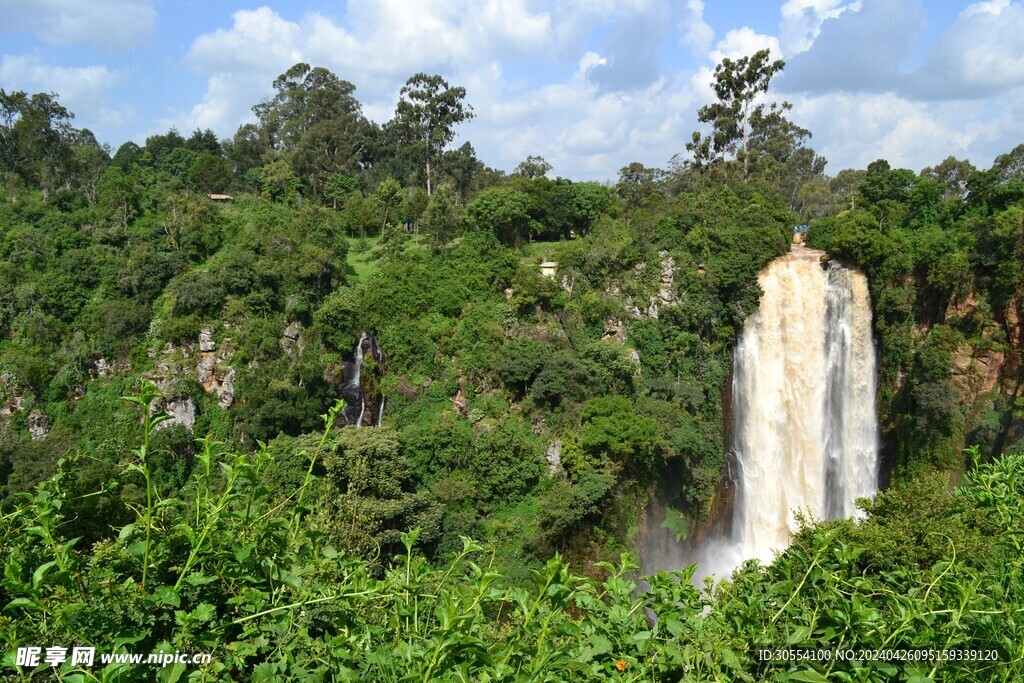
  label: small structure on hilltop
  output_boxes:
[793,224,809,245]
[539,260,558,278]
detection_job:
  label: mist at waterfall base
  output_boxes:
[642,252,879,584]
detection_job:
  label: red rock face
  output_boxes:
[950,345,1005,405]
[1005,298,1024,350]
[452,388,468,418]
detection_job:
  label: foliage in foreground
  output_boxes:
[1,390,1022,682]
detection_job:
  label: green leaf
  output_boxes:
[32,560,57,590]
[588,634,613,655]
[171,523,195,544]
[233,542,257,563]
[184,573,218,587]
[664,616,685,637]
[156,663,187,683]
[191,602,216,623]
[151,586,181,607]
[565,660,595,674]
[4,597,40,612]
[788,670,829,682]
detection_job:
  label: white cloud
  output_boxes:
[1,0,156,49]
[679,0,714,55]
[170,2,706,180]
[163,0,1024,181]
[709,28,782,64]
[779,0,860,54]
[0,54,131,131]
[587,1,673,91]
[962,0,1011,17]
[914,0,1024,98]
[777,0,925,94]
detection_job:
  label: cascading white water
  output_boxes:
[729,250,878,566]
[352,332,367,428]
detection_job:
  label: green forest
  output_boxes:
[1,51,1022,681]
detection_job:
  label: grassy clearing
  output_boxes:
[345,235,383,282]
[518,239,566,266]
[345,233,431,282]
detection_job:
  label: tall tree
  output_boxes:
[391,73,474,195]
[921,156,975,200]
[375,176,403,233]
[69,128,110,205]
[253,63,362,152]
[424,182,461,249]
[225,123,266,181]
[687,49,785,179]
[253,63,375,198]
[0,89,77,198]
[513,155,552,180]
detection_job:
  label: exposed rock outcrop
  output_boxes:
[0,373,25,427]
[196,327,236,409]
[153,397,197,433]
[950,346,1004,407]
[27,410,50,440]
[452,389,469,418]
[545,439,562,475]
[625,251,676,320]
[280,321,304,357]
[601,317,626,343]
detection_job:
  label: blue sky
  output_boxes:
[3,0,1024,181]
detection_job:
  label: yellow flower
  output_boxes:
[615,660,627,672]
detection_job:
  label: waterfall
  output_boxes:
[729,251,878,567]
[352,332,367,429]
[340,331,384,428]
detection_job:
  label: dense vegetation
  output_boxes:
[2,395,1021,680]
[806,154,1024,470]
[1,50,1023,679]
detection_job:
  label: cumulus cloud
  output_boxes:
[777,0,925,94]
[0,54,130,130]
[172,2,559,134]
[586,1,672,92]
[779,0,860,55]
[777,0,1024,102]
[709,27,783,63]
[690,1,1024,173]
[168,2,704,180]
[790,93,977,170]
[913,0,1024,99]
[679,0,714,55]
[163,0,1024,180]
[1,0,157,49]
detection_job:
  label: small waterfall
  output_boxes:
[727,251,878,568]
[339,332,384,427]
[353,333,367,429]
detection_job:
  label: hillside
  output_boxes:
[2,55,1024,680]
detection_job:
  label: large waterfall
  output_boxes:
[729,249,879,566]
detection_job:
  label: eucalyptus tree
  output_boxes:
[687,49,786,179]
[390,73,474,195]
[253,63,377,197]
[0,89,77,199]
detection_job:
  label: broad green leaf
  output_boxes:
[31,560,57,590]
